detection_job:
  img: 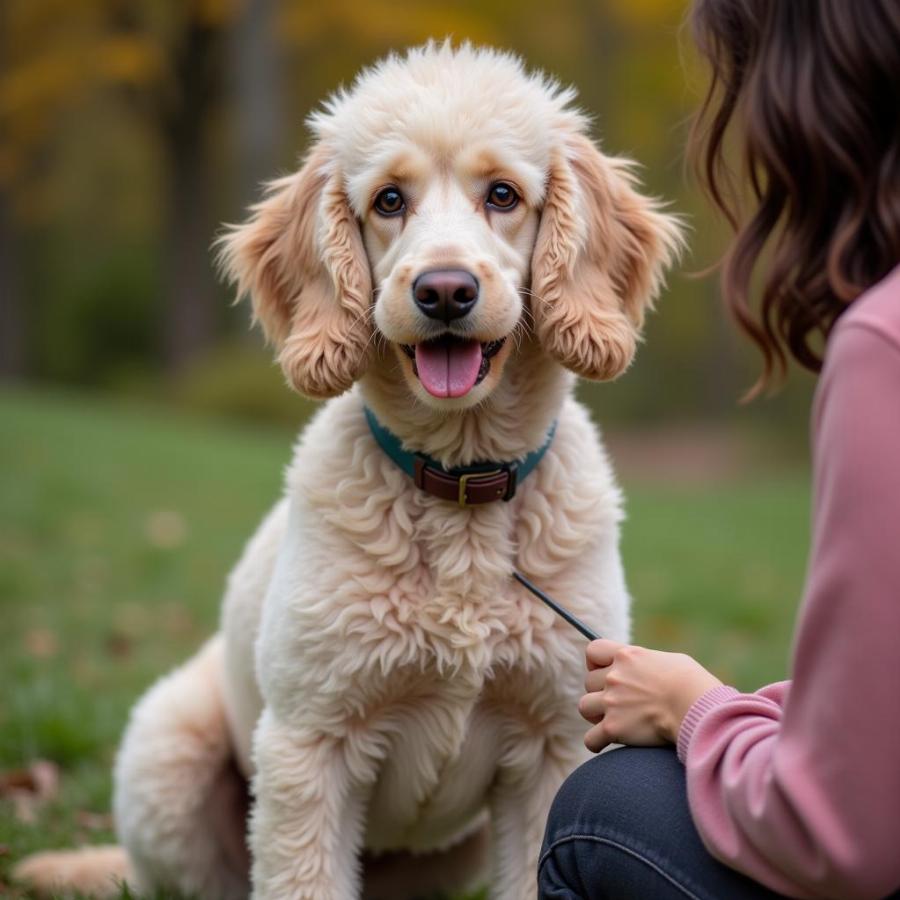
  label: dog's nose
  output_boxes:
[412,269,479,322]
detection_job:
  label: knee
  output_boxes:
[543,747,684,848]
[543,753,606,846]
[538,748,689,899]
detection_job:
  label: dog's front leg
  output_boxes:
[489,749,575,900]
[489,675,587,900]
[249,707,374,900]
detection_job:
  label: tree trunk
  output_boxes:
[161,18,222,375]
[0,4,26,380]
[232,0,283,208]
[0,187,26,379]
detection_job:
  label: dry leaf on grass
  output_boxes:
[75,810,114,831]
[0,879,24,899]
[24,628,60,659]
[104,630,133,659]
[0,760,60,824]
[144,509,188,549]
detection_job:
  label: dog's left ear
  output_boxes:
[217,143,373,399]
[531,131,684,380]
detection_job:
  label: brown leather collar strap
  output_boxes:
[363,406,555,508]
[413,457,518,506]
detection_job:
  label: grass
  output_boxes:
[0,387,811,896]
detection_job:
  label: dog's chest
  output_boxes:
[362,680,502,853]
[351,579,577,856]
[345,511,553,853]
[322,483,538,661]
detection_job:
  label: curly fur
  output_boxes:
[218,144,373,399]
[14,40,683,900]
[531,133,684,379]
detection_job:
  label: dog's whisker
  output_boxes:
[512,322,526,353]
[362,326,387,358]
[511,309,533,348]
[518,287,554,310]
[346,303,376,338]
[519,296,538,320]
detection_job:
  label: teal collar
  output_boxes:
[364,406,556,507]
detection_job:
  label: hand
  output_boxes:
[578,639,723,753]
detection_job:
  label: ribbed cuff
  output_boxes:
[677,685,740,762]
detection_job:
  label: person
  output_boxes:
[538,1,900,898]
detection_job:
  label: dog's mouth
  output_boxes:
[400,336,506,398]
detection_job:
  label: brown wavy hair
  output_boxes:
[689,0,900,391]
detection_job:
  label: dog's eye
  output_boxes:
[486,182,519,211]
[373,187,405,216]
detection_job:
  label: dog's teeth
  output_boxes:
[481,338,506,359]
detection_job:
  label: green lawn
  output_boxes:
[0,388,811,896]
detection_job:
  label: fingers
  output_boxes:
[584,721,613,754]
[586,638,622,671]
[578,691,605,724]
[584,667,606,692]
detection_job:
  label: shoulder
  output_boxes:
[813,265,900,459]
[818,265,900,398]
[829,263,900,356]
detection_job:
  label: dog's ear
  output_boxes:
[217,143,372,399]
[530,131,683,380]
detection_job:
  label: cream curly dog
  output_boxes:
[15,41,682,900]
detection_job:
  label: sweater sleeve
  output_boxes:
[677,321,900,900]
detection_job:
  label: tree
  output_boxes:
[0,0,233,376]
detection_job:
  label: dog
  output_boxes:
[14,41,682,900]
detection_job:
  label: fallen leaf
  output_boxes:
[0,879,24,899]
[24,628,59,659]
[161,601,196,637]
[144,510,188,549]
[0,770,31,792]
[75,810,114,831]
[104,630,133,659]
[0,760,60,824]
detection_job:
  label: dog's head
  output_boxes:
[219,42,683,406]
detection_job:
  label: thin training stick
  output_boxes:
[512,571,600,641]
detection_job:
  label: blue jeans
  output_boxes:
[538,747,787,899]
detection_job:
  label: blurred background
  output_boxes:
[0,0,819,426]
[0,1,816,890]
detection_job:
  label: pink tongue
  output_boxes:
[415,339,483,398]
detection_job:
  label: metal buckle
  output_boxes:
[457,469,502,507]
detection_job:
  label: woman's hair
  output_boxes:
[689,0,900,390]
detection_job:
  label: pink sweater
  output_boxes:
[677,264,900,900]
